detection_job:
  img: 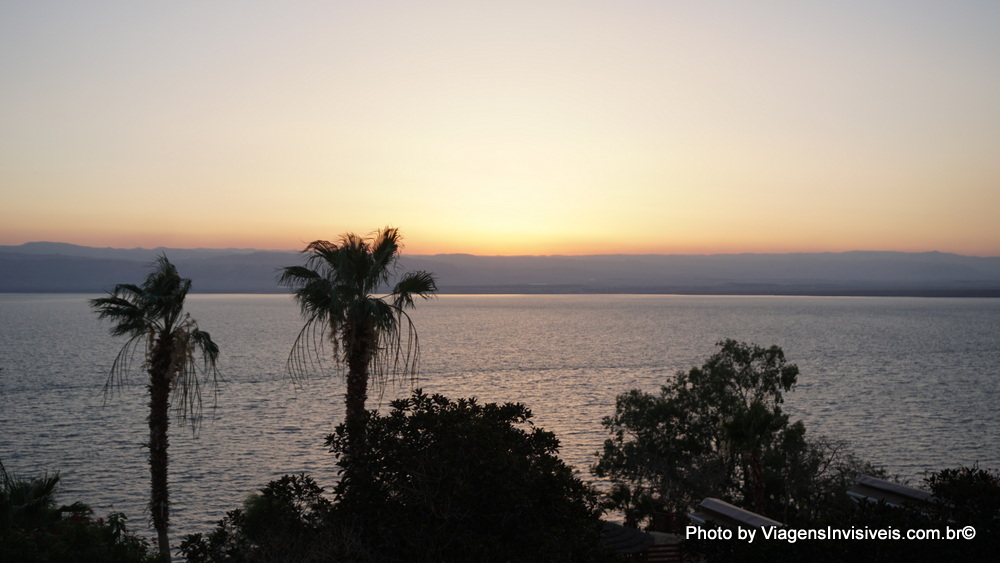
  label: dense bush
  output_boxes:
[924,463,1000,533]
[180,474,370,562]
[2,508,156,563]
[329,390,610,562]
[184,390,612,562]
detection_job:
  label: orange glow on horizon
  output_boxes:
[3,226,998,258]
[2,3,999,259]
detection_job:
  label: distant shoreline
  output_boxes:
[4,288,1000,298]
[3,243,1000,297]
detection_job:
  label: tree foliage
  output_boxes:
[327,390,610,562]
[180,474,358,563]
[925,463,1000,536]
[594,339,874,527]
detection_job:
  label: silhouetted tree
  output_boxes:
[91,255,219,561]
[594,340,873,527]
[327,390,610,562]
[278,227,437,445]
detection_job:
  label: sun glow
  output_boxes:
[2,1,999,256]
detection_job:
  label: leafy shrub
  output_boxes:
[328,389,610,562]
[925,463,1000,532]
[180,474,369,563]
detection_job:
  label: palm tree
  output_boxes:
[1,458,61,532]
[90,254,219,561]
[278,227,438,443]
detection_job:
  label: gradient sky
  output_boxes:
[2,1,998,256]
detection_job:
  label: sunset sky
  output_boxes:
[2,1,998,256]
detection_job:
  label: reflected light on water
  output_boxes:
[1,293,998,541]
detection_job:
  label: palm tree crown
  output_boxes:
[91,254,220,421]
[90,254,219,561]
[278,227,438,434]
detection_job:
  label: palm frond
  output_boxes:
[304,239,354,286]
[0,460,61,527]
[108,283,145,300]
[391,270,438,310]
[89,294,150,337]
[300,240,337,272]
[370,226,402,288]
[371,307,421,403]
[341,233,377,292]
[301,282,338,323]
[286,315,328,383]
[191,328,220,367]
[363,297,398,337]
[102,332,146,402]
[169,322,223,428]
[144,260,190,330]
[277,265,321,287]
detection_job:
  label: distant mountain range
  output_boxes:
[2,241,1000,296]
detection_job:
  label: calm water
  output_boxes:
[1,294,998,542]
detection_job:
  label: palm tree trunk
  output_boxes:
[148,337,173,562]
[344,364,369,439]
[344,335,371,455]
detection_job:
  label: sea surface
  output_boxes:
[1,293,998,543]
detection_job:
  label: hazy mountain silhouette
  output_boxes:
[2,242,1000,296]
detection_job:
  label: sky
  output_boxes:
[2,1,999,256]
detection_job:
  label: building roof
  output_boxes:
[847,475,935,508]
[688,497,784,529]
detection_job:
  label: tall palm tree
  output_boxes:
[278,227,438,443]
[90,254,219,562]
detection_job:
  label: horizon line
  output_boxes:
[3,240,1000,259]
